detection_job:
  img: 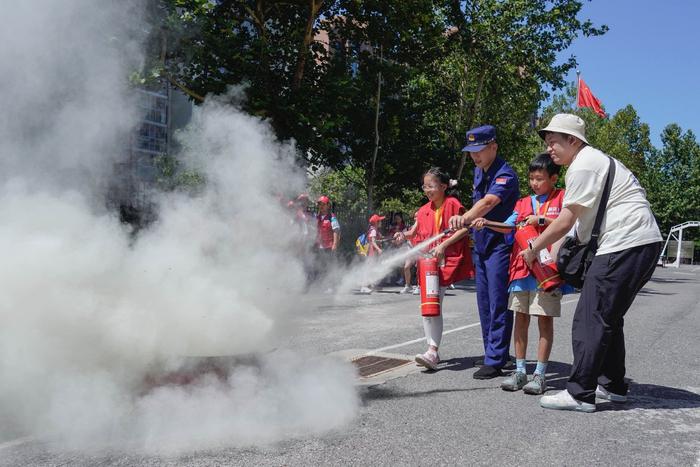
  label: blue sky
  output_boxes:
[554,0,700,147]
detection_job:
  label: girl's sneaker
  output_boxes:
[523,373,547,395]
[399,285,412,294]
[411,285,420,295]
[415,351,439,370]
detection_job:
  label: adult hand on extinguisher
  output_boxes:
[448,214,467,230]
[519,247,537,268]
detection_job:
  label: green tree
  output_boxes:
[644,124,700,235]
[148,0,607,212]
[539,85,652,186]
[435,0,607,180]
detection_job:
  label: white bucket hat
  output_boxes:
[538,113,589,145]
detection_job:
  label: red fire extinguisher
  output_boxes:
[514,225,563,291]
[418,256,441,317]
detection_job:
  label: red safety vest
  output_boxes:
[415,196,475,286]
[509,189,565,283]
[317,213,336,249]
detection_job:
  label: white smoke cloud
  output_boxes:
[0,0,358,453]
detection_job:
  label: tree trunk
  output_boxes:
[159,30,205,103]
[292,0,323,90]
[455,67,488,180]
[367,51,383,213]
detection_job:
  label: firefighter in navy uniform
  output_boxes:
[449,125,520,379]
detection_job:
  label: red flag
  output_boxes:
[577,76,606,118]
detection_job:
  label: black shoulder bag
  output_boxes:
[556,156,616,288]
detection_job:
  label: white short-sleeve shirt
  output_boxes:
[563,146,662,255]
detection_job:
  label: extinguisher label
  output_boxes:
[538,248,554,265]
[425,272,439,296]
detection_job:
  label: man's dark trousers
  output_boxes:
[567,241,662,403]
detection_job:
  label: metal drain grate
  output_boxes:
[352,355,412,378]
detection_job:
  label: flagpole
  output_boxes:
[576,69,581,109]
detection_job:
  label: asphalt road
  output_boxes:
[2,265,699,466]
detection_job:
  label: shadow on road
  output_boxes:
[530,362,700,411]
[361,356,700,412]
[438,356,481,372]
[648,276,695,284]
[637,288,676,296]
[597,382,700,411]
[360,385,496,403]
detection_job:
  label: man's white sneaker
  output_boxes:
[411,286,420,295]
[595,385,627,403]
[359,286,372,294]
[399,285,411,294]
[539,390,595,413]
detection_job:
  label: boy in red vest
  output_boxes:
[473,153,569,394]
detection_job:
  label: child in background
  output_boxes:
[473,153,569,394]
[388,213,406,237]
[397,212,419,294]
[367,214,385,257]
[388,213,408,287]
[359,214,385,294]
[394,168,474,370]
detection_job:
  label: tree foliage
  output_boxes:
[644,124,700,236]
[148,0,606,212]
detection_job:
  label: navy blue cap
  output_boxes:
[462,125,496,152]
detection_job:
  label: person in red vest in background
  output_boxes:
[315,195,341,287]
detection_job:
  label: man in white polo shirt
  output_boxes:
[521,113,662,412]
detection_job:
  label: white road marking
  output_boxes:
[368,297,579,354]
[0,435,33,451]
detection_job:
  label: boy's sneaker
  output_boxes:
[595,385,627,403]
[411,285,420,295]
[415,351,439,370]
[448,283,456,289]
[523,373,547,395]
[540,390,596,413]
[399,285,412,294]
[500,371,527,391]
[359,286,372,294]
